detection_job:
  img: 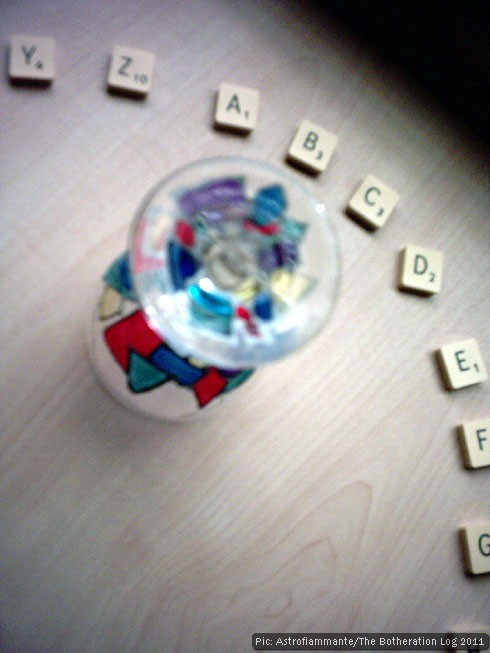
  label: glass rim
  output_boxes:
[128,155,342,368]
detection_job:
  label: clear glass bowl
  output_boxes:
[130,156,341,369]
[89,156,341,420]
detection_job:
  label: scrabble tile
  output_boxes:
[9,35,55,83]
[287,119,337,174]
[107,46,155,96]
[458,419,490,469]
[437,339,487,390]
[214,83,259,133]
[347,174,399,229]
[399,244,443,295]
[460,525,490,575]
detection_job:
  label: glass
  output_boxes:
[88,156,341,420]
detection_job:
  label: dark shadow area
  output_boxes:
[345,206,378,232]
[284,154,322,178]
[9,77,52,89]
[106,84,149,100]
[213,122,253,136]
[308,0,490,143]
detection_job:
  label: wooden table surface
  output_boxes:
[1,2,489,652]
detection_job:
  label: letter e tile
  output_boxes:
[437,339,487,390]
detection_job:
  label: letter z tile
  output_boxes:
[107,45,155,96]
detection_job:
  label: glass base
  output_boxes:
[88,251,254,421]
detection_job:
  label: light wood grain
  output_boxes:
[1,1,489,652]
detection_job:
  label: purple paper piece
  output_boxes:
[274,239,298,267]
[258,246,278,272]
[259,239,298,272]
[216,367,243,377]
[179,178,245,216]
[200,210,226,224]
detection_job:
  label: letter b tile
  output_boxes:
[287,119,337,174]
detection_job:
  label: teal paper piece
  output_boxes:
[128,351,169,393]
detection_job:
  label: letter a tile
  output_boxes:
[214,83,259,133]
